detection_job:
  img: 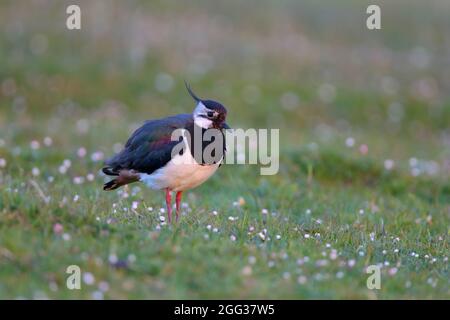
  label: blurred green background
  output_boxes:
[0,0,448,299]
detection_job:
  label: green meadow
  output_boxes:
[0,0,448,299]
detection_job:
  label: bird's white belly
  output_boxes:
[139,148,221,192]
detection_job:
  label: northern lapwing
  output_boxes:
[102,83,230,223]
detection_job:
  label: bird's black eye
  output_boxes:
[207,111,214,118]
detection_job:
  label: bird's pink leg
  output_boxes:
[165,188,172,223]
[175,191,183,222]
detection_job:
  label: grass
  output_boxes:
[0,0,449,299]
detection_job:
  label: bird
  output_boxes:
[102,82,230,223]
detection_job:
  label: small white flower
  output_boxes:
[91,151,104,162]
[98,281,110,292]
[83,272,95,285]
[345,137,355,147]
[43,137,53,146]
[276,235,281,240]
[388,267,398,276]
[297,276,307,284]
[304,234,310,239]
[62,233,71,241]
[73,177,84,185]
[108,254,118,264]
[384,159,395,170]
[63,159,72,168]
[330,250,338,260]
[230,235,237,241]
[241,265,252,276]
[0,158,6,168]
[409,157,418,167]
[77,147,87,158]
[30,140,40,150]
[32,167,40,176]
[159,216,165,222]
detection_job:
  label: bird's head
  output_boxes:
[186,82,230,130]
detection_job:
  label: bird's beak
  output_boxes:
[221,122,231,129]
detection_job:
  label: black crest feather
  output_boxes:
[184,81,201,102]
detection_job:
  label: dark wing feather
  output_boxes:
[104,114,192,175]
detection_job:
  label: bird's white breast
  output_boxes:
[139,134,221,192]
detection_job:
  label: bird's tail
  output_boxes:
[103,179,121,191]
[102,168,140,191]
